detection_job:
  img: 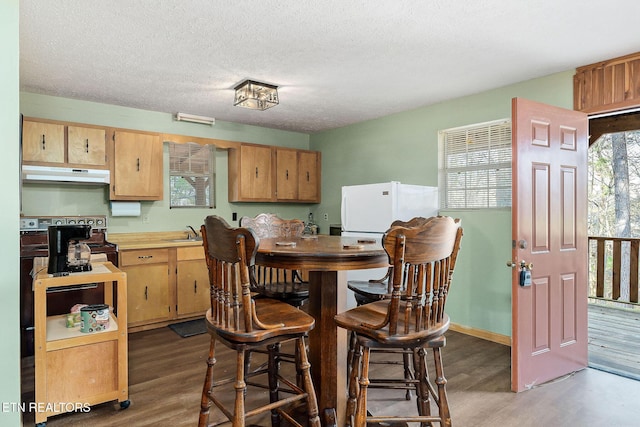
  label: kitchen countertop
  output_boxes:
[107,231,204,250]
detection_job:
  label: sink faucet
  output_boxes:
[187,225,199,240]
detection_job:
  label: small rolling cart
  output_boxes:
[32,261,129,426]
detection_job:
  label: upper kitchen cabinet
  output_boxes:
[229,143,321,203]
[275,148,298,201]
[67,125,107,166]
[22,118,107,168]
[275,148,321,203]
[22,120,64,163]
[110,130,163,201]
[228,144,274,202]
[294,149,320,202]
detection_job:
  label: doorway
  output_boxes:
[587,109,640,380]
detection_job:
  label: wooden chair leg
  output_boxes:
[415,347,432,426]
[346,340,361,427]
[403,348,413,400]
[296,336,321,427]
[323,408,338,427]
[244,350,253,377]
[198,337,216,427]
[267,343,281,427]
[354,346,371,427]
[295,339,303,389]
[347,331,357,374]
[233,348,247,427]
[433,347,451,427]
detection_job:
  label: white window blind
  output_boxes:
[439,119,512,209]
[168,142,216,208]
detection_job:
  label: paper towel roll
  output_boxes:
[110,201,141,217]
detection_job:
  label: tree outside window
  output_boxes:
[169,142,215,208]
[588,129,640,301]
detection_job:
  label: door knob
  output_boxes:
[506,260,533,271]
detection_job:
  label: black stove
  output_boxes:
[19,215,118,357]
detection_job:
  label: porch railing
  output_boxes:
[589,236,640,305]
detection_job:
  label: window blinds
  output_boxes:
[440,119,512,209]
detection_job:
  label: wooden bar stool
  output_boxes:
[336,216,463,427]
[240,213,310,384]
[346,216,430,400]
[198,215,321,427]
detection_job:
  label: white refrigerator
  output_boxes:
[341,181,439,307]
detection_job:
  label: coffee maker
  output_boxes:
[47,225,93,274]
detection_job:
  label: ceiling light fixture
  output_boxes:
[234,80,279,110]
[175,112,215,125]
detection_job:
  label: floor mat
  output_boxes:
[168,318,207,338]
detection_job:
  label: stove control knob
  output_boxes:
[67,219,76,224]
[87,219,94,225]
[54,219,64,225]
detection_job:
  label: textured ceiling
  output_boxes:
[19,0,640,134]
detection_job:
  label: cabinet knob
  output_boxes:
[85,138,89,153]
[41,134,46,150]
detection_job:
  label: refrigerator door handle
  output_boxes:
[341,194,347,228]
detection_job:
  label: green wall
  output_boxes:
[310,71,575,337]
[1,1,21,426]
[20,93,315,232]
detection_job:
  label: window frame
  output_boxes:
[438,118,512,210]
[168,141,216,209]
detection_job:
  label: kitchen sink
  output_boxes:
[166,238,202,243]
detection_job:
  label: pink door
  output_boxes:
[511,97,588,392]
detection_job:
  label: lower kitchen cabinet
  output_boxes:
[118,244,210,330]
[119,249,172,327]
[176,246,210,317]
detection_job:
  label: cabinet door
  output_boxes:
[112,131,163,200]
[124,264,171,325]
[238,144,273,200]
[298,151,320,202]
[176,259,210,317]
[67,126,107,166]
[22,120,65,163]
[276,148,298,201]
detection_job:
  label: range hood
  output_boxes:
[21,165,110,184]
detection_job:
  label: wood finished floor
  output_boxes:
[21,327,640,427]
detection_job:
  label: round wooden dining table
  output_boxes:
[255,234,389,426]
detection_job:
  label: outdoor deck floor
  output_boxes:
[588,303,640,380]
